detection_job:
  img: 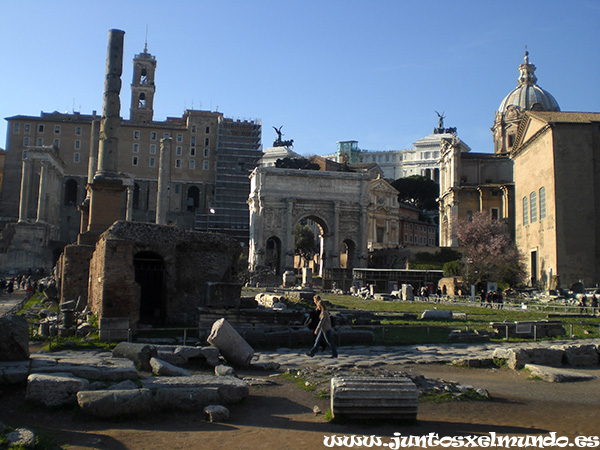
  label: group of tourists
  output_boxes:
[480,289,504,309]
[0,274,36,297]
[578,294,599,314]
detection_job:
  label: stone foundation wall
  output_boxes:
[58,244,95,305]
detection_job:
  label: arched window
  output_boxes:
[64,179,78,206]
[140,68,148,85]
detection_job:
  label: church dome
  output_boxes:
[498,51,560,114]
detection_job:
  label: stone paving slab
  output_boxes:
[254,339,600,369]
[524,364,598,382]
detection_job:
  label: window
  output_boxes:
[132,156,138,166]
[203,148,210,157]
[204,137,210,146]
[508,134,515,148]
[149,157,155,167]
[74,153,80,163]
[133,143,139,153]
[175,159,181,168]
[203,160,209,170]
[191,136,196,145]
[75,140,81,149]
[530,191,538,223]
[539,187,546,219]
[190,147,196,156]
[491,208,499,221]
[174,185,180,194]
[189,160,196,169]
[37,138,43,146]
[150,144,156,154]
[205,126,210,134]
[467,211,473,222]
[237,162,244,172]
[53,139,60,147]
[177,133,183,142]
[54,125,61,134]
[13,123,20,133]
[191,125,196,133]
[150,132,157,140]
[23,137,30,146]
[163,132,170,139]
[176,146,182,156]
[133,130,140,140]
[76,126,82,135]
[376,227,384,243]
[523,196,529,225]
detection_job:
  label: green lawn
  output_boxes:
[244,288,600,345]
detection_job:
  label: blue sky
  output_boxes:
[1,1,599,157]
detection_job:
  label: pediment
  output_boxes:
[514,114,549,150]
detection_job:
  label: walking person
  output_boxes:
[306,296,338,359]
[304,307,327,352]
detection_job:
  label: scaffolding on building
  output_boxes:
[195,118,262,243]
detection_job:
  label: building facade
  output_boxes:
[0,44,261,272]
[513,111,600,288]
[329,123,471,183]
[439,51,600,288]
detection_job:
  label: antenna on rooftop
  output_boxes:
[144,25,149,52]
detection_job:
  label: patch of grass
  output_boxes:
[324,408,333,422]
[314,389,330,399]
[492,357,509,368]
[419,391,457,403]
[0,426,66,450]
[279,370,316,392]
[520,367,544,381]
[46,337,115,353]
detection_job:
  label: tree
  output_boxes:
[456,212,526,287]
[391,175,439,211]
[275,157,320,170]
[294,223,318,267]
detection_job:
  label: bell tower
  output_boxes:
[130,40,156,123]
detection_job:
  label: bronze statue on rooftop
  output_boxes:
[273,125,294,148]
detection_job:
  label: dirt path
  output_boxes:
[2,363,599,449]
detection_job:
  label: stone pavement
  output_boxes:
[253,338,600,369]
[0,293,25,317]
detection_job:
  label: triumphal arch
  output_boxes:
[248,166,370,276]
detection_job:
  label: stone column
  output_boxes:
[358,203,368,267]
[18,158,33,222]
[95,29,124,179]
[36,161,49,223]
[284,198,294,270]
[248,194,264,270]
[87,120,100,185]
[331,201,340,268]
[126,185,134,221]
[156,137,172,225]
[83,29,127,243]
